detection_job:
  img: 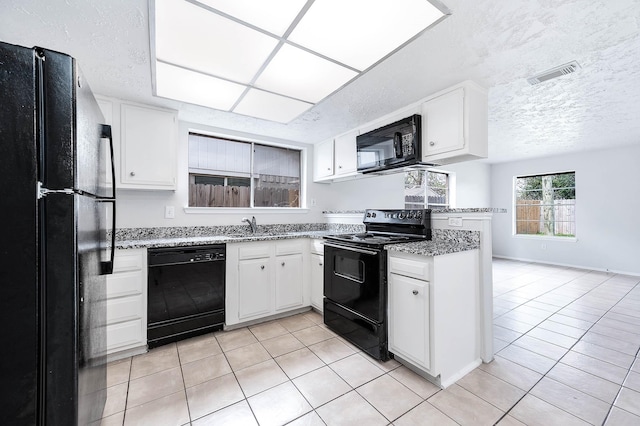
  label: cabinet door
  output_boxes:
[421,88,464,155]
[314,138,334,180]
[388,274,430,369]
[334,129,358,175]
[275,253,304,311]
[310,253,324,311]
[238,258,271,320]
[120,104,177,189]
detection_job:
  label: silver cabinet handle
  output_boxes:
[327,167,331,170]
[412,290,419,295]
[281,262,285,266]
[130,171,136,176]
[338,165,342,169]
[319,262,323,266]
[429,141,435,146]
[260,265,265,270]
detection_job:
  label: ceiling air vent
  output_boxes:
[527,61,581,85]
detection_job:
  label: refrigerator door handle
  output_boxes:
[99,198,115,275]
[100,124,116,199]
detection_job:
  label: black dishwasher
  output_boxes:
[147,244,225,348]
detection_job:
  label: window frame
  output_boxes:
[184,129,308,213]
[512,171,577,241]
[404,169,453,209]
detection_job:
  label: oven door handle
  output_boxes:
[324,243,380,256]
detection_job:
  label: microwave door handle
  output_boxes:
[393,132,403,158]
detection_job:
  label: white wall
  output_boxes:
[116,121,329,228]
[320,160,492,211]
[490,144,640,275]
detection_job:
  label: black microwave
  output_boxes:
[356,114,423,174]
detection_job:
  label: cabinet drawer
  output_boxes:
[106,270,144,298]
[238,244,271,260]
[275,240,304,256]
[113,251,144,273]
[389,256,431,281]
[106,295,143,325]
[106,319,144,352]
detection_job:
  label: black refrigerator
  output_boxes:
[0,41,116,425]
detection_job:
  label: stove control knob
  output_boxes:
[372,212,376,218]
[366,212,371,217]
[407,211,414,219]
[398,212,405,219]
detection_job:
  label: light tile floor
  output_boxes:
[95,259,640,425]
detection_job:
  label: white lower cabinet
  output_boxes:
[309,239,324,312]
[238,258,271,320]
[105,248,147,357]
[227,240,308,325]
[310,253,324,311]
[388,249,479,388]
[275,253,304,311]
[388,274,430,368]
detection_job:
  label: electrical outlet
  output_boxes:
[448,217,463,227]
[165,205,175,219]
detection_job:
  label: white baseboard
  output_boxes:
[492,255,640,277]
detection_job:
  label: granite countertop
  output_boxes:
[386,239,480,256]
[114,225,481,256]
[116,230,335,250]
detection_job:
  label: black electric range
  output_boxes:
[322,209,431,360]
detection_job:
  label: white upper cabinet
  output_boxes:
[120,104,178,190]
[333,129,358,176]
[313,129,358,182]
[313,138,334,181]
[95,96,178,191]
[420,81,488,164]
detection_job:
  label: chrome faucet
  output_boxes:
[242,216,257,233]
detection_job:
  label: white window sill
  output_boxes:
[184,207,311,215]
[513,234,577,243]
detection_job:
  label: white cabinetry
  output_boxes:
[309,239,325,312]
[105,248,147,358]
[314,138,334,180]
[388,249,480,388]
[227,240,308,325]
[120,104,177,189]
[421,81,488,164]
[95,96,178,190]
[389,274,430,368]
[313,129,358,182]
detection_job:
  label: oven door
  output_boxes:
[323,242,386,323]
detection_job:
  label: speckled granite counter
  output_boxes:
[116,230,336,249]
[386,229,480,256]
[115,224,480,255]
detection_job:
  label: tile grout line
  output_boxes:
[491,276,640,425]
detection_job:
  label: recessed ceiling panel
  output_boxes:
[254,44,358,103]
[288,0,445,71]
[195,0,307,36]
[155,62,246,110]
[155,0,279,83]
[234,89,313,123]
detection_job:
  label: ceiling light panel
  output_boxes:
[288,0,445,71]
[255,44,358,103]
[155,0,278,83]
[155,62,246,110]
[195,0,307,36]
[234,88,314,123]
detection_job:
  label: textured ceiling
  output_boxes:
[1,0,639,163]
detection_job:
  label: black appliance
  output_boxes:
[357,114,428,174]
[0,41,116,425]
[147,245,226,348]
[323,209,431,360]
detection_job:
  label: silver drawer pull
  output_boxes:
[281,262,285,266]
[260,265,265,270]
[412,290,419,295]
